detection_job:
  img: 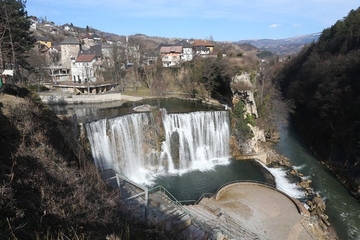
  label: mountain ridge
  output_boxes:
[235,33,321,55]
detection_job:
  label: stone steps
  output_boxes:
[147,192,207,239]
[185,204,259,240]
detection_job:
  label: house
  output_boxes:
[195,45,210,56]
[71,54,97,83]
[192,40,214,55]
[81,33,101,47]
[160,45,182,67]
[157,40,195,67]
[92,33,101,42]
[29,16,38,30]
[36,37,52,48]
[62,23,74,32]
[50,28,58,34]
[176,40,194,61]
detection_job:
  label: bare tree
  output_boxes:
[27,48,49,90]
[152,56,167,96]
[102,44,126,91]
[139,56,167,96]
[48,49,60,65]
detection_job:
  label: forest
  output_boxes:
[278,7,360,199]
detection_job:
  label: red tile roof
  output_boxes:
[192,40,214,47]
[76,54,96,62]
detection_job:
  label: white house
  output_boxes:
[30,18,38,30]
[160,46,182,67]
[71,54,97,83]
[62,24,74,32]
[176,40,194,61]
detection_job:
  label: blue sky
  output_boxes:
[26,0,359,41]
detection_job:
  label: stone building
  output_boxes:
[60,36,81,69]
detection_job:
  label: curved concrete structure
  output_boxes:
[191,182,318,239]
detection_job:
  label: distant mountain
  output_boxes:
[235,33,320,55]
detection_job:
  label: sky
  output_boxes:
[26,0,359,41]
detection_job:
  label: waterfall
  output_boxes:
[85,110,230,184]
[161,111,230,174]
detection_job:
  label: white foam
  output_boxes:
[301,175,311,180]
[293,164,306,170]
[261,163,305,198]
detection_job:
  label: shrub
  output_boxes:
[232,100,254,140]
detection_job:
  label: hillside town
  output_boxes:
[25,17,225,93]
[2,2,360,239]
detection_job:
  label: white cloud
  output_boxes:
[268,24,281,28]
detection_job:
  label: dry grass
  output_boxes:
[0,86,163,240]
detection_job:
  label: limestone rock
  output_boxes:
[238,125,266,154]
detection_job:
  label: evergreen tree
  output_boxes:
[277,7,360,198]
[0,0,35,84]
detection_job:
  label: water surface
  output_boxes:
[276,123,360,240]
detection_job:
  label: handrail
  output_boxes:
[99,168,208,231]
[148,185,192,216]
[100,168,148,191]
[195,193,214,204]
[147,185,211,235]
[215,179,276,194]
[99,169,306,239]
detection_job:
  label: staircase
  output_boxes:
[185,203,259,240]
[147,191,208,239]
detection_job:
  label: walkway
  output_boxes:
[186,182,315,240]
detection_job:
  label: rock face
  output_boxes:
[238,124,266,154]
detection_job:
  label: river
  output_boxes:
[276,122,360,240]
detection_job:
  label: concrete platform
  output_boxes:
[191,182,316,239]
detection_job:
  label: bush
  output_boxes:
[232,100,254,140]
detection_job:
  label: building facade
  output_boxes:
[71,54,97,83]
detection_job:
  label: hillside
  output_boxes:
[278,7,360,200]
[236,33,320,56]
[0,86,162,239]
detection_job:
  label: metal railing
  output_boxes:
[100,169,212,237]
[99,169,309,239]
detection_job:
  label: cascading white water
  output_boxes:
[85,110,230,184]
[161,110,230,174]
[86,113,155,184]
